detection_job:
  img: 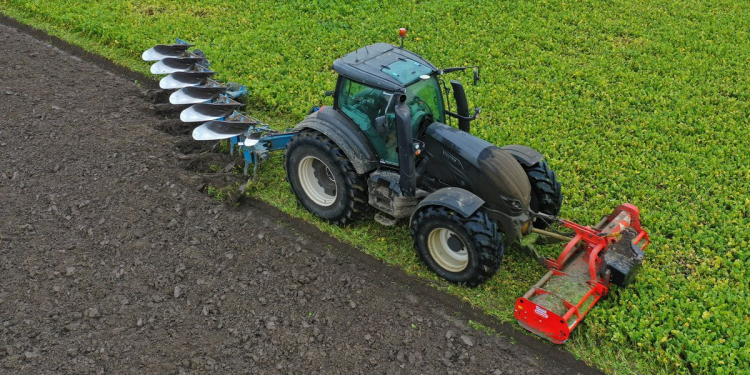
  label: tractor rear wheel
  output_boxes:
[411,207,503,287]
[285,130,368,226]
[524,161,563,229]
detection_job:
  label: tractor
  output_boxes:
[285,41,561,287]
[143,32,650,343]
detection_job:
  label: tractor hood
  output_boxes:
[422,123,531,213]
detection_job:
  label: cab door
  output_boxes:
[336,77,399,164]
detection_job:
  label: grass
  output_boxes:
[2,1,748,373]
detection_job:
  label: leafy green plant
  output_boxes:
[216,139,231,155]
[204,182,242,202]
[468,320,504,338]
[205,184,227,202]
[2,1,748,373]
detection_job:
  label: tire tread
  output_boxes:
[411,207,503,287]
[285,130,368,226]
[525,161,563,228]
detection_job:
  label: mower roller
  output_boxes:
[143,34,650,344]
[515,203,649,343]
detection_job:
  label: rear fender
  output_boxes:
[294,108,379,174]
[500,145,545,167]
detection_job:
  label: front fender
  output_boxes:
[409,187,484,226]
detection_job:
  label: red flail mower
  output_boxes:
[515,204,650,344]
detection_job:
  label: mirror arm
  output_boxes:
[445,107,481,121]
[439,66,481,85]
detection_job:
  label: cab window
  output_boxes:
[338,78,399,164]
[405,77,444,124]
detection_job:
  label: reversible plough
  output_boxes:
[143,34,650,344]
[142,39,292,176]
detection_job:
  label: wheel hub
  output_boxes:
[298,156,337,206]
[427,228,468,272]
[447,235,464,253]
[312,159,336,195]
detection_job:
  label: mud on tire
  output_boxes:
[411,207,504,287]
[285,129,368,226]
[525,161,563,229]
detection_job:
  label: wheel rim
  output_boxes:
[427,228,468,272]
[298,156,337,207]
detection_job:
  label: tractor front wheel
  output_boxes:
[412,207,504,287]
[285,130,368,226]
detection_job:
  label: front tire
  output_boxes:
[411,207,504,287]
[285,130,368,225]
[524,161,563,229]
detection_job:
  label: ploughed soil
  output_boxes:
[0,19,602,375]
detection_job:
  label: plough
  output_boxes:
[142,34,650,344]
[143,39,290,175]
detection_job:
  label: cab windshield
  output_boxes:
[405,77,444,124]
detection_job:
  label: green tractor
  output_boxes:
[285,41,562,286]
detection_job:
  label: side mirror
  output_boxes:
[473,68,480,85]
[324,90,334,97]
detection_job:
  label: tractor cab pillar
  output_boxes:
[395,94,416,197]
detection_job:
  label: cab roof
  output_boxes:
[332,43,438,92]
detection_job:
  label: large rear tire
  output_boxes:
[411,207,503,287]
[285,130,368,225]
[524,161,563,229]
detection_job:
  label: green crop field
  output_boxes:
[2,0,748,373]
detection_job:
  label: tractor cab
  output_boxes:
[332,43,452,165]
[326,42,521,226]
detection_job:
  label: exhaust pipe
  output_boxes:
[395,94,415,197]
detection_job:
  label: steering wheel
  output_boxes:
[354,96,377,112]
